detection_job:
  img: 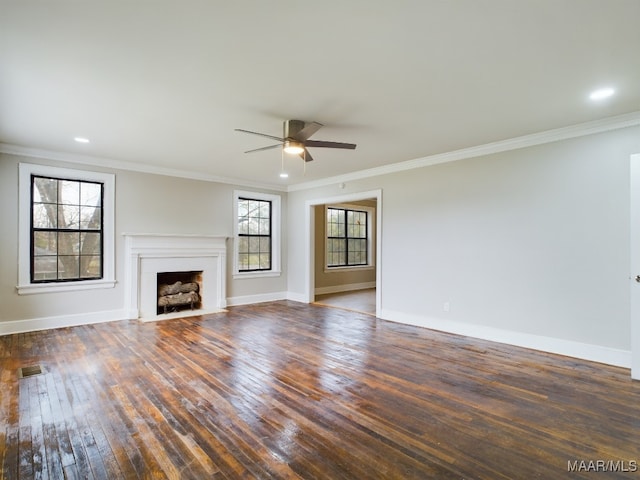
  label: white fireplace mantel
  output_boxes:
[123,234,228,321]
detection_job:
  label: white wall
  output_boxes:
[287,125,640,366]
[0,153,287,330]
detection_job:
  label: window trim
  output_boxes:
[237,196,272,273]
[233,190,281,278]
[324,203,375,272]
[17,163,116,294]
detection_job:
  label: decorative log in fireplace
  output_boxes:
[157,271,202,315]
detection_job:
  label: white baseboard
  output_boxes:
[0,309,128,336]
[226,291,288,307]
[378,308,631,368]
[314,282,376,296]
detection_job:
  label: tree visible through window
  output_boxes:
[327,207,368,267]
[237,197,272,271]
[31,175,103,282]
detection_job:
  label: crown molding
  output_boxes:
[0,144,287,192]
[287,111,640,192]
[3,111,638,195]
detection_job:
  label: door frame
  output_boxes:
[304,189,382,317]
[629,153,640,379]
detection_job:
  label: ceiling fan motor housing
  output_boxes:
[284,120,306,140]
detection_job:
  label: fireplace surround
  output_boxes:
[123,234,227,321]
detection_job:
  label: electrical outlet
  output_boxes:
[443,302,450,312]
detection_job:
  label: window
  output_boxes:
[237,197,271,271]
[233,190,281,277]
[31,175,104,282]
[326,207,368,267]
[18,163,115,294]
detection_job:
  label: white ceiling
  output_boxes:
[1,1,639,190]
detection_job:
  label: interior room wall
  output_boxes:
[287,125,640,364]
[0,153,287,329]
[313,202,376,294]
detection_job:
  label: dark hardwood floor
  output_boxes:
[1,301,639,479]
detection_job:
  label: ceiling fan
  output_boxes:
[235,119,356,162]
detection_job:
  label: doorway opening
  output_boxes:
[305,189,382,317]
[629,153,640,380]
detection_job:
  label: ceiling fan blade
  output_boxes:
[305,140,357,150]
[295,121,323,141]
[299,148,314,162]
[235,128,284,143]
[244,144,282,154]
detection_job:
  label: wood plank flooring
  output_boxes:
[314,289,376,316]
[1,300,639,479]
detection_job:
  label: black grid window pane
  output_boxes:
[238,197,272,272]
[31,175,104,283]
[326,207,368,267]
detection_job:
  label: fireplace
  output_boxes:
[157,271,203,315]
[123,234,227,321]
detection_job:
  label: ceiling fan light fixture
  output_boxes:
[283,140,304,155]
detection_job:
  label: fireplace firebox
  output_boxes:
[156,271,203,315]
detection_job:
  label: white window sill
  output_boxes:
[16,279,117,295]
[324,265,375,273]
[233,271,281,280]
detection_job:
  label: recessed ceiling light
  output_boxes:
[74,137,90,143]
[589,87,615,101]
[279,172,289,178]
